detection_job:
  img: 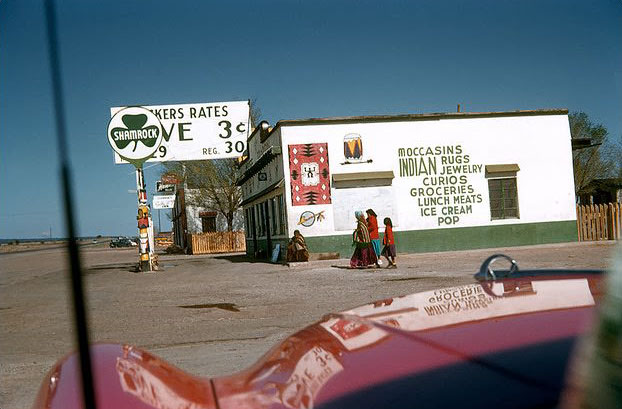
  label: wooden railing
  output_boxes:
[188,231,246,254]
[576,203,622,241]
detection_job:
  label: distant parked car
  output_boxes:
[109,238,136,248]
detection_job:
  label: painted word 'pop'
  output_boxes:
[439,216,460,225]
[437,204,473,226]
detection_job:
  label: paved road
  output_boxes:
[0,241,618,409]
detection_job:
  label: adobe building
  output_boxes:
[237,109,577,259]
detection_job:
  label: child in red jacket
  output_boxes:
[381,217,397,268]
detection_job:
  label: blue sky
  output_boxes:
[1,0,621,239]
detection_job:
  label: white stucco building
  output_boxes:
[171,187,244,249]
[237,109,577,259]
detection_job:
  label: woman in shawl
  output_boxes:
[350,210,379,268]
[287,230,309,262]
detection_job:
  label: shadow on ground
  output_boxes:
[87,263,137,273]
[178,302,241,312]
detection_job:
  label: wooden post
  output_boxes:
[588,204,593,241]
[579,206,587,241]
[603,204,607,239]
[599,204,604,240]
[597,204,602,240]
[594,205,600,241]
[577,205,581,241]
[614,203,621,240]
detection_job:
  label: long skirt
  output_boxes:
[350,243,378,268]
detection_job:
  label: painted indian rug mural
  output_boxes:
[288,143,331,206]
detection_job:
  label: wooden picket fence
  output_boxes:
[188,231,246,254]
[576,203,622,241]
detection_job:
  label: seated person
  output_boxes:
[287,230,309,262]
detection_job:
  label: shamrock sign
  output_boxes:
[108,106,163,167]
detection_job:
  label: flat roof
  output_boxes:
[274,108,568,128]
[247,107,569,148]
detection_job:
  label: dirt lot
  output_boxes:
[0,240,618,409]
[0,239,108,254]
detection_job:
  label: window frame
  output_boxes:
[258,203,265,237]
[487,176,520,220]
[244,208,251,238]
[278,194,286,235]
[270,197,278,236]
[485,164,520,221]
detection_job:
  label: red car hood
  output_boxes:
[33,275,603,409]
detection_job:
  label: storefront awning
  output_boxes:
[332,171,395,188]
[485,164,520,177]
[333,171,394,181]
[485,164,520,173]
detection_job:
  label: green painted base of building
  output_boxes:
[302,220,578,258]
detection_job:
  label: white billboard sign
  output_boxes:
[111,100,250,164]
[152,195,175,209]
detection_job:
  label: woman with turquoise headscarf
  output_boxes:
[350,210,379,268]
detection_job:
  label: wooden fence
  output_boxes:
[188,231,246,254]
[576,203,622,241]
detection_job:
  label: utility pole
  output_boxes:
[108,106,163,273]
[135,167,154,271]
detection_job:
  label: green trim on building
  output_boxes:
[303,220,577,258]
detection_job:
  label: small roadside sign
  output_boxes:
[161,173,181,185]
[153,195,175,209]
[156,181,176,194]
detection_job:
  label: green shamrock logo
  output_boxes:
[110,114,160,152]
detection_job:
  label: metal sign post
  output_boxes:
[108,106,164,272]
[108,101,250,270]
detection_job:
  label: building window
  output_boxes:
[199,211,217,232]
[278,194,286,235]
[270,197,277,236]
[251,206,257,238]
[244,208,251,238]
[258,203,265,237]
[486,164,520,220]
[254,204,260,237]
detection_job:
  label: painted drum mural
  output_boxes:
[343,133,363,162]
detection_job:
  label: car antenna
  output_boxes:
[44,0,97,408]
